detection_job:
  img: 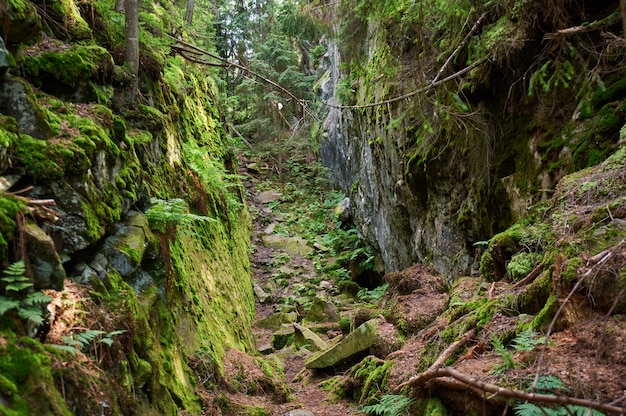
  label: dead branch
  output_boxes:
[323,55,490,110]
[544,9,621,40]
[394,328,476,393]
[169,36,314,119]
[433,11,488,83]
[398,367,625,415]
[511,263,544,289]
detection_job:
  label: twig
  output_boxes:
[543,9,621,39]
[322,55,491,110]
[433,12,488,84]
[394,328,476,393]
[511,263,544,289]
[169,36,315,119]
[399,367,625,415]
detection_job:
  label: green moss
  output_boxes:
[333,356,392,405]
[0,332,72,416]
[22,44,113,89]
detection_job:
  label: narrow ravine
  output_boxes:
[239,149,365,416]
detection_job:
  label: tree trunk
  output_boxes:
[124,0,139,105]
[185,0,195,25]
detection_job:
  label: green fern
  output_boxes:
[57,329,126,354]
[535,375,568,393]
[361,394,414,416]
[515,403,605,416]
[512,328,547,352]
[0,261,52,327]
[146,198,216,233]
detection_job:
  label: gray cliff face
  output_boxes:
[318,36,502,279]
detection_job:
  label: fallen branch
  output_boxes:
[394,328,476,393]
[398,367,625,415]
[433,11,488,84]
[543,9,621,39]
[511,263,544,289]
[322,55,490,110]
[169,36,315,119]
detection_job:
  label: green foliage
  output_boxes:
[146,198,216,233]
[358,283,389,303]
[528,59,575,97]
[361,394,414,416]
[515,402,604,415]
[511,328,546,352]
[51,329,126,355]
[0,261,51,326]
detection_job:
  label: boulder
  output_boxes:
[255,312,296,330]
[272,325,295,350]
[256,191,281,203]
[293,323,329,352]
[261,234,313,257]
[304,297,340,323]
[253,283,272,304]
[23,221,65,290]
[103,211,151,278]
[305,317,380,369]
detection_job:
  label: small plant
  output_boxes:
[51,329,126,356]
[146,198,216,233]
[515,376,604,416]
[0,260,51,327]
[361,394,414,416]
[357,283,389,303]
[511,328,547,352]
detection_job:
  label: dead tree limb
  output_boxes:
[169,37,315,119]
[544,9,621,39]
[397,367,625,415]
[433,11,488,83]
[511,263,544,289]
[322,55,490,110]
[394,328,476,393]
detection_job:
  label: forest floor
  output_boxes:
[203,144,626,416]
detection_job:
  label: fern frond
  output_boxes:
[535,375,568,393]
[512,328,546,352]
[74,330,107,345]
[362,394,414,416]
[5,281,33,292]
[49,344,81,355]
[2,261,26,279]
[17,307,45,325]
[0,295,20,316]
[23,291,52,306]
[515,402,558,416]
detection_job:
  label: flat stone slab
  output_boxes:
[305,318,380,369]
[293,323,329,352]
[261,234,313,257]
[256,191,282,203]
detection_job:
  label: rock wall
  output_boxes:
[319,1,626,279]
[0,0,255,414]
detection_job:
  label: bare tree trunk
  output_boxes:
[185,0,195,25]
[124,0,139,105]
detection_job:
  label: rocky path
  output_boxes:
[242,163,362,416]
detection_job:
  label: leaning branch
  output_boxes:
[544,9,621,39]
[322,55,490,110]
[394,328,476,393]
[433,11,488,83]
[169,37,314,119]
[399,367,625,415]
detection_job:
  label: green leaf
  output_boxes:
[5,282,33,292]
[23,291,52,306]
[0,295,20,316]
[49,344,81,355]
[74,330,106,345]
[362,394,414,416]
[17,307,45,325]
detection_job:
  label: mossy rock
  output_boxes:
[4,0,41,45]
[22,44,114,100]
[334,355,392,405]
